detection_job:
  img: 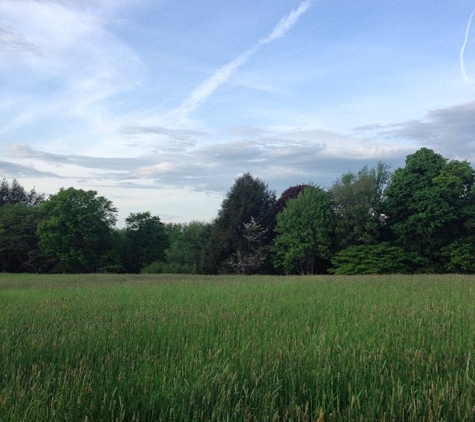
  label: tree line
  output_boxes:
[1,147,475,274]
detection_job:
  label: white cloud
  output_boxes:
[171,49,257,120]
[171,1,313,120]
[259,0,312,45]
[460,8,475,85]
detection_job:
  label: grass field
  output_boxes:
[0,274,474,421]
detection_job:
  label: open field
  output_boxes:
[0,274,474,421]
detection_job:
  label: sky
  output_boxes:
[2,0,475,226]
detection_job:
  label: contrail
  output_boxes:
[461,8,475,85]
[171,1,313,119]
[173,49,257,118]
[259,0,312,45]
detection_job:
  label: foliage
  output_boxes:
[155,221,211,273]
[275,184,309,214]
[441,238,475,274]
[227,217,270,274]
[36,187,117,273]
[122,212,169,273]
[0,179,50,273]
[385,148,475,272]
[1,274,475,421]
[201,173,276,274]
[0,178,45,207]
[272,186,335,274]
[329,243,411,275]
[3,148,475,275]
[330,162,391,249]
[0,204,54,273]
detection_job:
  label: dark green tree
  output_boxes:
[123,212,169,273]
[272,186,335,274]
[0,204,53,272]
[330,162,391,250]
[0,180,49,272]
[0,178,44,206]
[384,148,475,272]
[37,188,117,273]
[441,239,475,273]
[200,173,276,274]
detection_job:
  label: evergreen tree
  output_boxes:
[200,173,276,274]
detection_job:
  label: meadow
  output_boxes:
[0,273,474,421]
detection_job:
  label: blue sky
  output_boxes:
[1,0,475,225]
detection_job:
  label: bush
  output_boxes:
[329,243,411,275]
[141,261,195,274]
[97,265,126,274]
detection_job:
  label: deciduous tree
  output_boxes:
[37,188,117,273]
[330,162,390,250]
[123,212,169,273]
[384,148,475,272]
[272,186,335,274]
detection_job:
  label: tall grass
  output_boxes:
[0,274,474,421]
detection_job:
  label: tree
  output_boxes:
[227,217,270,274]
[37,188,117,273]
[275,184,309,214]
[200,173,276,274]
[384,148,475,272]
[123,212,169,273]
[0,204,54,273]
[142,221,212,274]
[272,186,335,274]
[165,221,211,273]
[330,162,391,250]
[0,179,44,207]
[0,180,49,272]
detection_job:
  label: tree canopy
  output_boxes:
[122,212,169,273]
[384,148,475,272]
[201,173,276,274]
[272,186,335,274]
[3,148,475,275]
[36,188,117,273]
[330,162,391,250]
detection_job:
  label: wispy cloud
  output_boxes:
[171,1,313,119]
[170,49,256,119]
[119,124,204,143]
[0,159,59,178]
[0,27,42,55]
[259,0,312,45]
[460,8,475,84]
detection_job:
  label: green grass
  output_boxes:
[0,274,474,421]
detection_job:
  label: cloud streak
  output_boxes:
[0,27,42,55]
[172,1,313,119]
[259,0,312,45]
[460,8,475,84]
